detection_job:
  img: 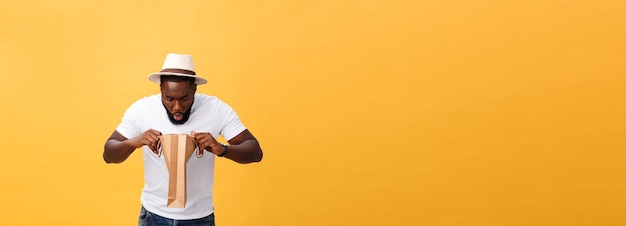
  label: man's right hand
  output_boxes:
[130,129,162,155]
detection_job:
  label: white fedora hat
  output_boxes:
[148,53,208,85]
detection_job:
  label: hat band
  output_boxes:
[160,68,196,75]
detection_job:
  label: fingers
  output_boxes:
[146,138,159,155]
[191,131,201,154]
[197,137,208,156]
[148,129,162,136]
[144,129,161,144]
[149,142,159,155]
[192,132,216,155]
[143,129,162,155]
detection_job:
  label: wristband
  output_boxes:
[217,143,228,157]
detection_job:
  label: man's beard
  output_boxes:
[163,101,193,125]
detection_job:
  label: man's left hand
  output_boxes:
[191,131,224,156]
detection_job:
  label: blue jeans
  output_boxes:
[138,206,215,226]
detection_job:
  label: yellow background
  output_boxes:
[1,0,625,225]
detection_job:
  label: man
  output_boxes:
[103,53,263,226]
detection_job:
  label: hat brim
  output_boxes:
[148,72,208,85]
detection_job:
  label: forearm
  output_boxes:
[221,139,263,164]
[103,139,137,164]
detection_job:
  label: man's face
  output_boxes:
[161,80,196,124]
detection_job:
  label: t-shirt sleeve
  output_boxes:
[220,103,247,141]
[115,100,143,139]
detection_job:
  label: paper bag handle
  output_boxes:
[155,136,203,158]
[194,138,203,158]
[157,139,162,158]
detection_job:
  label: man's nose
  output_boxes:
[173,101,183,112]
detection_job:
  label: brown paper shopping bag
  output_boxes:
[157,134,201,208]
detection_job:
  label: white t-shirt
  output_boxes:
[116,94,246,220]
